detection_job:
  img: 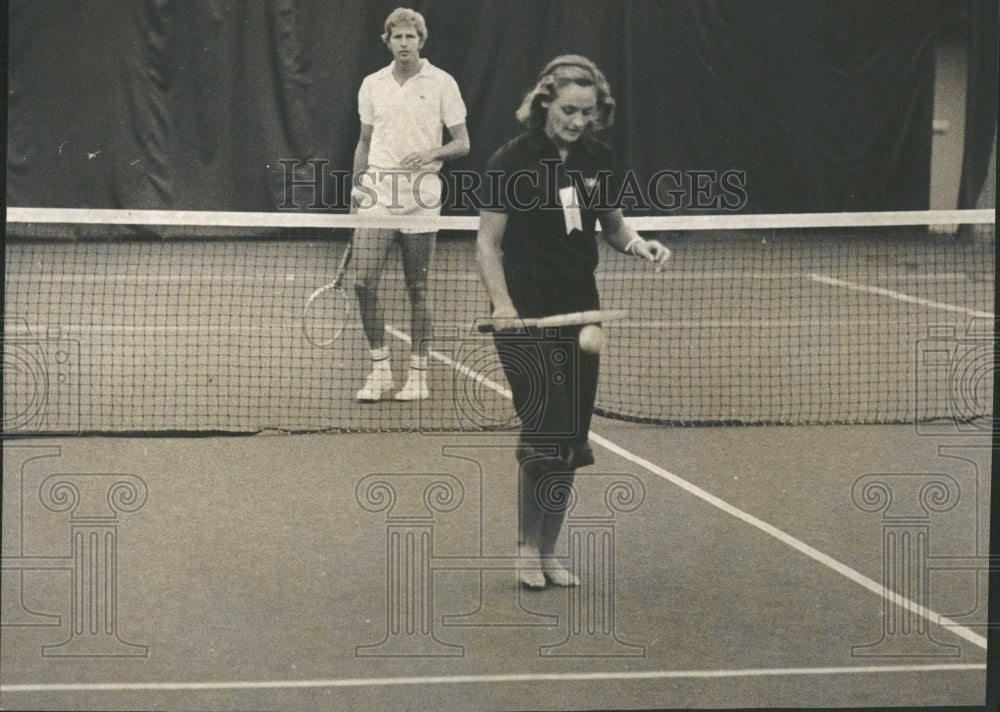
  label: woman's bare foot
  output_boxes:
[542,558,579,587]
[518,543,546,589]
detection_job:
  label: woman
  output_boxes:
[475,55,670,588]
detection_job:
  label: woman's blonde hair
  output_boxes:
[515,55,616,131]
[381,7,428,47]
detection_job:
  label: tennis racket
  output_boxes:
[475,309,627,333]
[303,241,353,347]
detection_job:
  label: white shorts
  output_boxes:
[355,169,443,234]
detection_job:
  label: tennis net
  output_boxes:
[4,208,994,434]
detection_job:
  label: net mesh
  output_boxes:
[3,209,994,434]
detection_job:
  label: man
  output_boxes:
[352,7,469,401]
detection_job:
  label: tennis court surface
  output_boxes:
[2,209,995,710]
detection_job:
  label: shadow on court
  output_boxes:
[1,422,989,711]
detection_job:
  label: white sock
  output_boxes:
[410,355,428,372]
[371,347,391,373]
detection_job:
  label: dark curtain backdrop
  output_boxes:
[957,0,998,209]
[7,0,974,213]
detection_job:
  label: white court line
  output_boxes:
[588,433,989,651]
[810,274,994,319]
[385,323,990,652]
[385,325,511,400]
[2,329,988,697]
[0,663,986,693]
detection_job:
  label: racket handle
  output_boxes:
[476,323,505,334]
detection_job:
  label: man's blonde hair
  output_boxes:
[381,7,428,47]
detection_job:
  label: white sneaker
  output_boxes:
[355,369,395,402]
[393,370,429,401]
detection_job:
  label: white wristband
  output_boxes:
[624,236,643,255]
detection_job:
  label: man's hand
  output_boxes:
[400,150,435,171]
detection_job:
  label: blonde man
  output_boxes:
[352,7,470,401]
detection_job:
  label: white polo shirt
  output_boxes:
[358,59,467,173]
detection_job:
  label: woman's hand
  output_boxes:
[632,239,671,272]
[490,303,521,332]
